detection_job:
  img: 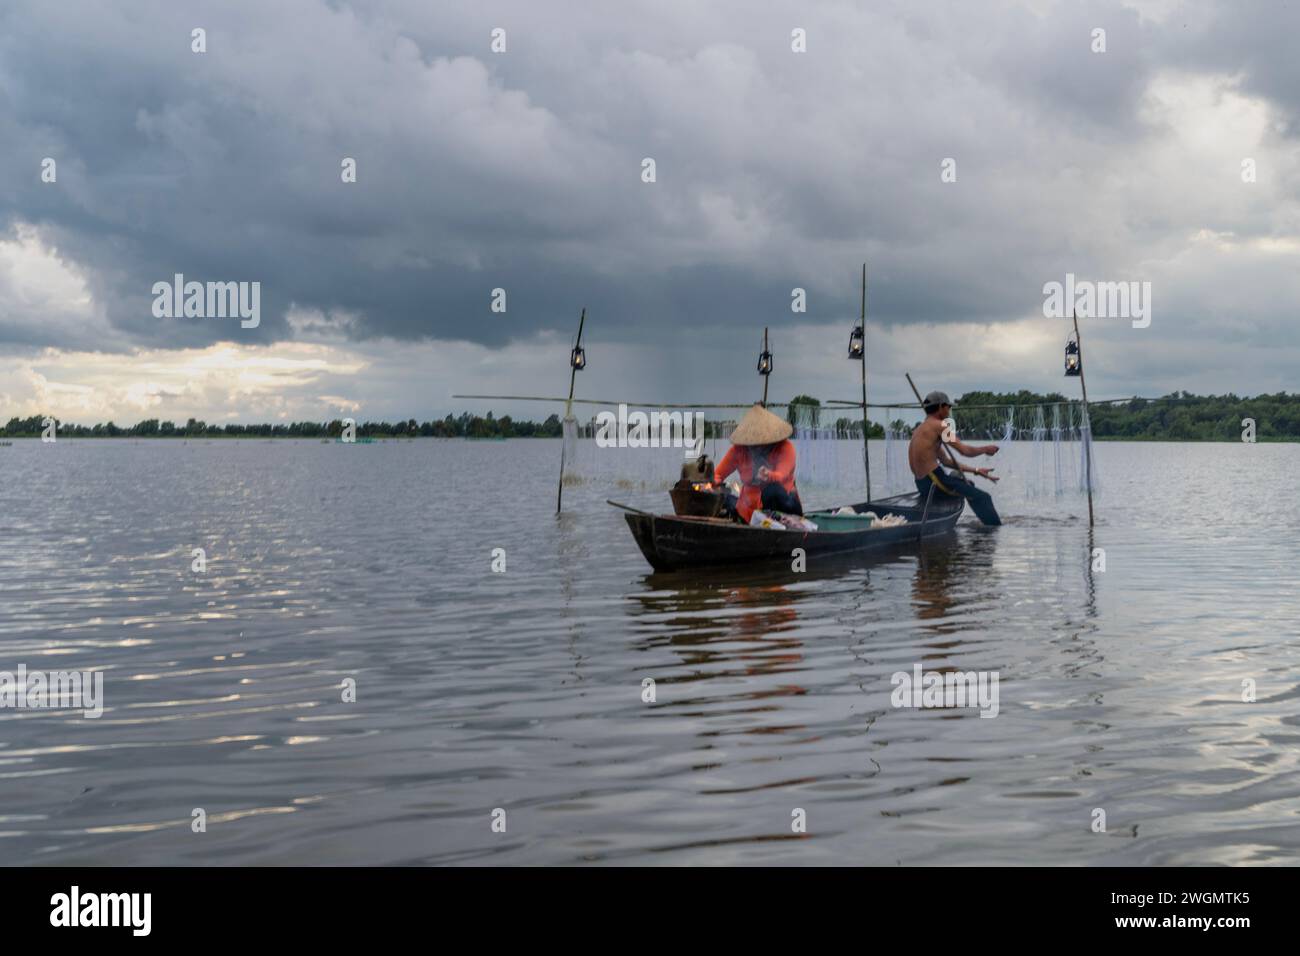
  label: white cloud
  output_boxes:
[0,224,125,350]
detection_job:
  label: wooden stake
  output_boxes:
[1073,310,1095,527]
[860,263,871,500]
[556,308,585,515]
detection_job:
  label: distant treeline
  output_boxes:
[5,391,1297,440]
[1,412,564,439]
[951,391,1300,441]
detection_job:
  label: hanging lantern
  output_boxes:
[848,324,864,360]
[757,348,773,376]
[1064,338,1081,377]
[570,345,586,371]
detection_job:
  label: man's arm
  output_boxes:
[920,418,968,464]
[937,426,1000,481]
[949,438,998,458]
[947,459,1000,482]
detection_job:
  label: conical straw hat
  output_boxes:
[728,403,794,446]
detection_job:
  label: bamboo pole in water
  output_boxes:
[859,263,872,500]
[1073,310,1095,527]
[556,308,585,515]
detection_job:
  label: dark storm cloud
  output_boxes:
[1166,0,1300,136]
[1,0,1298,359]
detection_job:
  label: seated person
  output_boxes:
[907,390,1002,526]
[714,404,803,522]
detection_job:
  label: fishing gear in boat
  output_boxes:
[669,454,725,517]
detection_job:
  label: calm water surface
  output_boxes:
[2,438,1299,865]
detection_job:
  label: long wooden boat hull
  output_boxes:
[620,492,963,571]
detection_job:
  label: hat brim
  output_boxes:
[729,404,795,445]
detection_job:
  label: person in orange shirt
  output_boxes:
[713,404,803,523]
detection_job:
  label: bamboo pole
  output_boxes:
[556,308,585,515]
[860,263,872,500]
[1073,310,1095,527]
[760,327,770,407]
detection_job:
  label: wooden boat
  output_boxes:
[612,491,964,571]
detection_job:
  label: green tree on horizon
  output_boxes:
[5,390,1300,441]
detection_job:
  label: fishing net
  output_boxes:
[551,398,1098,503]
[559,407,709,491]
[1051,404,1067,495]
[790,402,840,488]
[1000,406,1016,445]
[1017,401,1097,498]
[883,422,911,495]
[1026,405,1048,499]
[1078,403,1099,495]
[560,415,581,483]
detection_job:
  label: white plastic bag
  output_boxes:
[774,513,818,531]
[749,510,786,530]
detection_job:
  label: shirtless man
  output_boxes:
[908,391,1002,526]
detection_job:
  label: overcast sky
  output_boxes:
[2,0,1297,425]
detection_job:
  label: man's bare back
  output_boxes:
[906,393,1004,525]
[908,416,949,479]
[908,404,1000,481]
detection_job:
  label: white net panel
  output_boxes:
[550,400,1097,502]
[1000,406,1016,445]
[560,407,708,491]
[790,403,841,489]
[883,423,911,496]
[561,415,580,483]
[1078,404,1099,494]
[1013,401,1096,498]
[1026,405,1048,499]
[1051,404,1066,495]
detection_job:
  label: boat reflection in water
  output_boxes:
[621,528,971,746]
[910,528,996,633]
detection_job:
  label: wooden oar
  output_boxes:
[607,500,655,517]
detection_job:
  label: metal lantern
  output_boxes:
[570,345,586,371]
[757,348,773,376]
[1064,338,1081,377]
[848,324,864,360]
